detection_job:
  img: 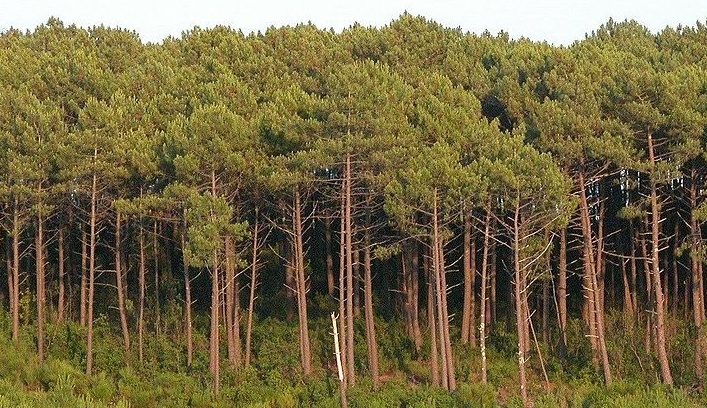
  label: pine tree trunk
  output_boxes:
[36,209,46,362]
[181,227,193,367]
[153,221,161,336]
[245,209,260,367]
[542,260,550,345]
[489,243,497,327]
[630,226,638,321]
[461,214,476,347]
[689,176,704,381]
[427,257,440,387]
[138,221,146,363]
[402,248,413,342]
[233,276,242,367]
[596,201,606,312]
[58,227,66,323]
[225,235,238,367]
[647,133,673,385]
[432,192,455,391]
[479,209,491,383]
[338,187,348,388]
[411,245,422,354]
[363,229,379,388]
[512,198,529,408]
[438,237,456,391]
[344,154,355,385]
[115,211,130,351]
[621,256,634,322]
[293,190,312,376]
[209,171,221,393]
[86,169,98,375]
[325,216,335,297]
[558,227,568,356]
[80,227,88,328]
[640,228,654,354]
[285,242,295,321]
[353,248,361,318]
[578,172,612,384]
[210,243,220,393]
[6,239,13,337]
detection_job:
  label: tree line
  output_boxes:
[1,14,707,406]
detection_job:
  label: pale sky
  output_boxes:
[2,0,707,45]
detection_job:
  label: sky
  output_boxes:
[2,0,707,45]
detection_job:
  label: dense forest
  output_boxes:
[1,14,707,407]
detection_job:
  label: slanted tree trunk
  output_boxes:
[115,211,130,351]
[647,133,673,385]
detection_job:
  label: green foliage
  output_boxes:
[1,12,707,408]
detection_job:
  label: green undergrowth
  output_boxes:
[0,310,704,407]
